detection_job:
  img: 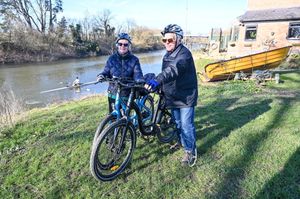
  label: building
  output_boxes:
[212,0,300,57]
[184,35,209,51]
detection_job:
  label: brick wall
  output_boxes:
[212,0,300,58]
[248,0,300,10]
[227,21,300,57]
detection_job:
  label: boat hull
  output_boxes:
[200,46,292,82]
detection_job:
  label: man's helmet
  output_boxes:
[161,24,184,38]
[116,33,131,44]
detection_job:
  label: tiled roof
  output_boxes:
[239,7,300,22]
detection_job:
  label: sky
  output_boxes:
[59,0,248,35]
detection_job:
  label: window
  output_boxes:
[234,27,240,41]
[245,26,257,40]
[210,28,222,41]
[288,22,300,39]
[230,26,239,42]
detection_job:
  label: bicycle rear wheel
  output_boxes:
[156,110,177,143]
[141,95,154,125]
[130,95,154,127]
[90,119,136,181]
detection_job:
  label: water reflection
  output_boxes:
[0,50,164,108]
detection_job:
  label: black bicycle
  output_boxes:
[90,81,177,181]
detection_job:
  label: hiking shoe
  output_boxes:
[169,142,181,150]
[181,151,197,167]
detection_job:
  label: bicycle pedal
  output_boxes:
[141,135,151,141]
[110,165,120,171]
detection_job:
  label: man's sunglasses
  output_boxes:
[117,43,129,47]
[162,38,175,43]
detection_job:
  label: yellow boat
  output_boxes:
[199,46,292,82]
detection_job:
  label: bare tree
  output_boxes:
[0,0,39,30]
[81,14,93,41]
[46,0,63,32]
[94,9,115,38]
[0,0,63,33]
[93,9,116,54]
[124,18,136,33]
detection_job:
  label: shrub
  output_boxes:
[280,53,300,69]
[0,85,26,128]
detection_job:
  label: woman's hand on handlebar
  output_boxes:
[96,74,105,82]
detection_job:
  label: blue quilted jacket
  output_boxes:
[100,51,144,96]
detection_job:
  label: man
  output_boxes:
[72,77,80,87]
[72,76,81,93]
[97,33,144,112]
[146,24,198,166]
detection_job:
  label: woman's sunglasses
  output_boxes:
[162,38,175,43]
[117,43,129,47]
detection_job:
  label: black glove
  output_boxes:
[97,74,105,82]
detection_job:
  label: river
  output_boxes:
[0,50,164,108]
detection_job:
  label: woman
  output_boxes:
[97,33,144,112]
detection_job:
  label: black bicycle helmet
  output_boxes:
[161,24,184,38]
[116,33,132,44]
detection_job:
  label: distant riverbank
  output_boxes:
[0,44,164,65]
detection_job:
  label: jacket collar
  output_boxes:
[116,51,131,59]
[166,43,183,58]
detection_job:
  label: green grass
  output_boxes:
[267,71,300,90]
[1,68,300,198]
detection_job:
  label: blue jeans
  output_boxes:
[172,107,196,155]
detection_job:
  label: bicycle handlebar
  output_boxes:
[148,87,163,95]
[98,77,146,89]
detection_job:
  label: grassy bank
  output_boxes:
[0,67,299,198]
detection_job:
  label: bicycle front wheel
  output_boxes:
[90,119,136,182]
[92,114,117,145]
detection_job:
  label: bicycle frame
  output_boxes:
[110,83,153,128]
[123,87,175,139]
[151,89,165,124]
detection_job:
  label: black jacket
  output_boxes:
[156,44,198,108]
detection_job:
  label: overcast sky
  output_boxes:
[59,0,247,35]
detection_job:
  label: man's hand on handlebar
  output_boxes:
[145,79,160,91]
